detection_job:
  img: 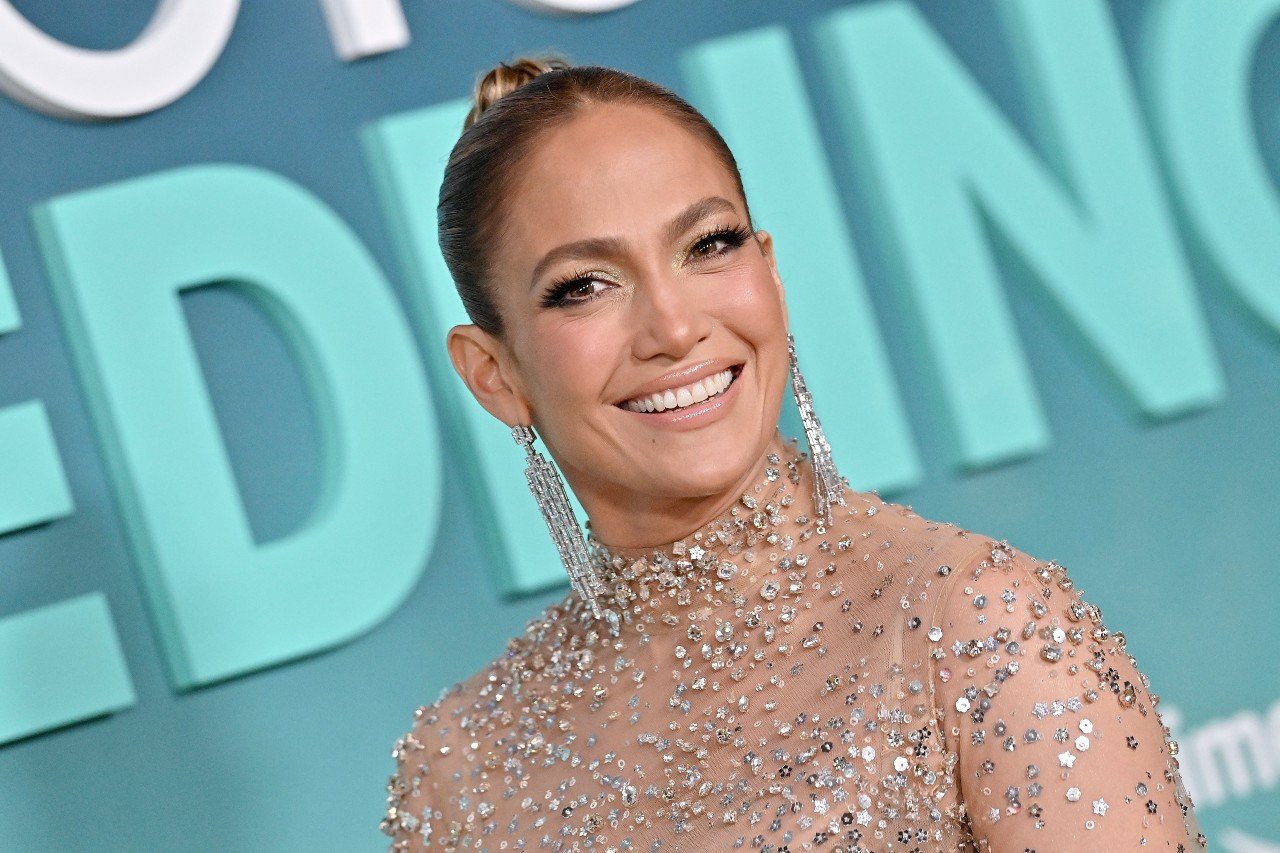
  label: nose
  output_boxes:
[629,268,711,362]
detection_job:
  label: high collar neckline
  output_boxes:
[582,434,816,627]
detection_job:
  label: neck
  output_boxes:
[575,428,795,552]
[583,435,816,631]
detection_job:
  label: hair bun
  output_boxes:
[465,55,571,129]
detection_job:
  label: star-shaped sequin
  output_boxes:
[1093,798,1109,816]
[1058,751,1076,768]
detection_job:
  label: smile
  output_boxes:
[619,366,740,413]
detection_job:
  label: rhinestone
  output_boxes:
[380,440,1200,851]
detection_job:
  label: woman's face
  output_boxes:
[456,101,790,539]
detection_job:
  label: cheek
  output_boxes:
[713,264,786,340]
[524,317,623,409]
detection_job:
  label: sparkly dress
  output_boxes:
[381,431,1205,851]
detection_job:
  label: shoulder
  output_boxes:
[847,487,981,546]
[922,534,1205,846]
[379,669,490,848]
[793,488,997,643]
[836,488,994,601]
[379,594,580,848]
[843,489,1099,645]
[399,589,584,743]
[930,534,1120,681]
[926,531,1126,718]
[838,488,990,568]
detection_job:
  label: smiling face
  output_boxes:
[448,101,791,546]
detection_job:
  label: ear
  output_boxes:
[754,228,789,327]
[446,324,530,427]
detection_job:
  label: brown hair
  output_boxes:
[438,55,754,337]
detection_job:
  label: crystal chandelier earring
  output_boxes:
[788,332,847,526]
[512,423,605,619]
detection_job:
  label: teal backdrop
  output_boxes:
[1,0,1277,848]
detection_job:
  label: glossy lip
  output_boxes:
[613,358,743,406]
[614,362,746,431]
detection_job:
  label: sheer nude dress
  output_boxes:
[381,430,1204,850]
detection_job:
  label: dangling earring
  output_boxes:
[512,424,605,620]
[788,333,847,526]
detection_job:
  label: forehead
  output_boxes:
[500,102,743,260]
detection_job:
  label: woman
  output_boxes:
[380,57,1205,851]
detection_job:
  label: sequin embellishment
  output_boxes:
[381,434,1205,850]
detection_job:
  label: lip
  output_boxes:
[614,358,743,406]
[614,362,745,430]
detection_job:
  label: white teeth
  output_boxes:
[621,368,736,413]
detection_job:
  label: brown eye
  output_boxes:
[690,226,751,261]
[693,235,729,257]
[564,279,610,301]
[542,275,613,308]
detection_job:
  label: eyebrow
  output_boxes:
[528,195,741,291]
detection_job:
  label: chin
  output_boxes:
[641,427,770,499]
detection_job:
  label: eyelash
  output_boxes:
[540,223,754,308]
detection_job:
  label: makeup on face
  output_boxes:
[487,101,790,545]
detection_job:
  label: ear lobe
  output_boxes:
[446,324,530,427]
